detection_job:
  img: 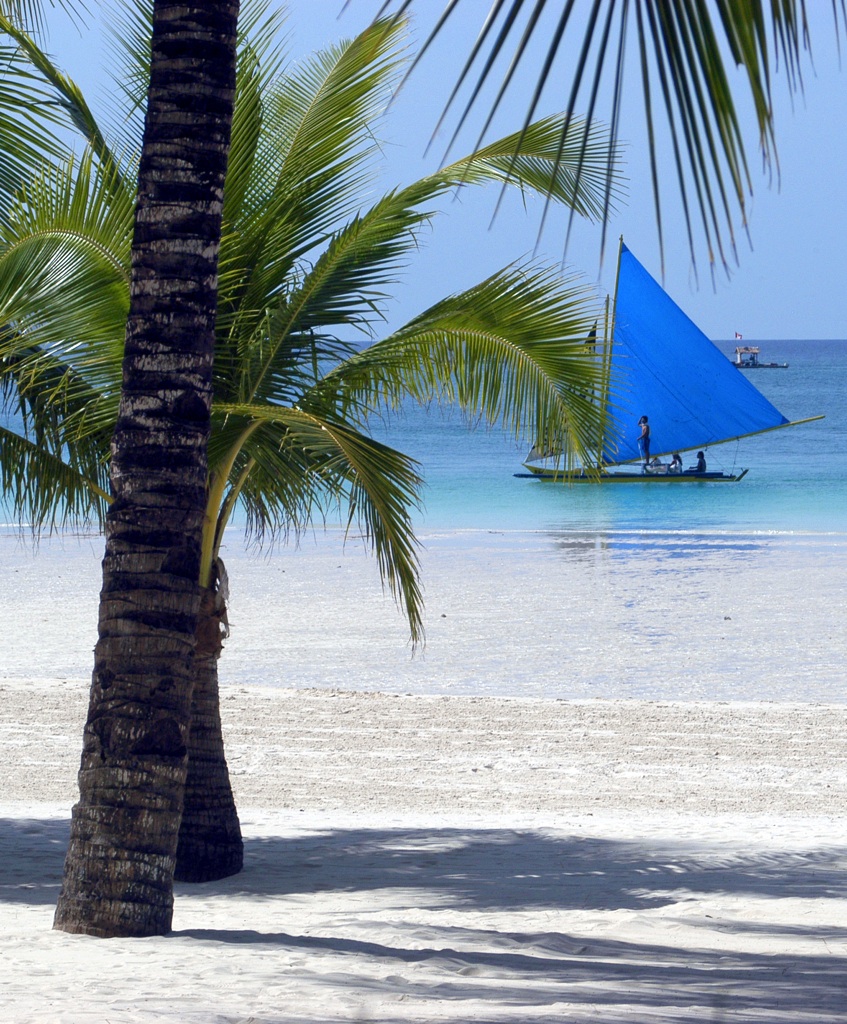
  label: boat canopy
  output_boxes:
[602,245,790,465]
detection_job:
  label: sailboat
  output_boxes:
[520,241,822,483]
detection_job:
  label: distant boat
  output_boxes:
[733,345,789,369]
[519,241,821,484]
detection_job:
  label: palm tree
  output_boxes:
[49,0,239,938]
[2,0,837,937]
[0,4,616,887]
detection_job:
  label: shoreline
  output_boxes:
[3,526,847,702]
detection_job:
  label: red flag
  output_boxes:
[734,332,743,340]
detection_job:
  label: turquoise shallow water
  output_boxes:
[2,339,843,537]
[375,340,847,537]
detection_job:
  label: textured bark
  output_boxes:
[175,559,243,882]
[54,1,240,938]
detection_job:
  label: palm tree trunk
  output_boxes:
[176,559,243,882]
[53,0,240,938]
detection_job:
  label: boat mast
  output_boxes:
[597,236,624,468]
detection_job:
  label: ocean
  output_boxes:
[380,339,847,537]
[2,339,845,701]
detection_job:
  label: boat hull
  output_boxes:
[516,467,749,483]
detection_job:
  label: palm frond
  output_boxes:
[0,315,119,537]
[0,42,72,209]
[223,0,291,227]
[0,12,123,188]
[236,104,620,410]
[381,0,842,270]
[0,422,109,530]
[217,16,407,337]
[0,1,86,40]
[238,186,436,408]
[0,149,131,373]
[256,14,404,225]
[323,261,606,470]
[211,401,425,640]
[0,149,128,484]
[100,0,152,157]
[442,112,625,222]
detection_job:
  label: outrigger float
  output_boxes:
[515,466,751,483]
[519,241,821,484]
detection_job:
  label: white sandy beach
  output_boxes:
[3,685,847,1022]
[2,527,847,1021]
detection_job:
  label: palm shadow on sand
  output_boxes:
[4,817,847,1020]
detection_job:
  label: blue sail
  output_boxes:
[603,244,789,465]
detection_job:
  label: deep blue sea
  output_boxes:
[374,340,847,537]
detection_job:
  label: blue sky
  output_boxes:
[50,2,847,340]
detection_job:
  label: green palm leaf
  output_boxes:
[0,149,130,376]
[0,2,84,39]
[217,17,407,340]
[0,42,71,210]
[0,12,123,190]
[383,0,840,268]
[238,107,618,409]
[441,113,625,221]
[0,422,109,528]
[211,401,425,639]
[0,144,127,529]
[325,262,605,470]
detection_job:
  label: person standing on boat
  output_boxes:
[637,415,650,468]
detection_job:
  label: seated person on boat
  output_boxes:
[686,451,707,473]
